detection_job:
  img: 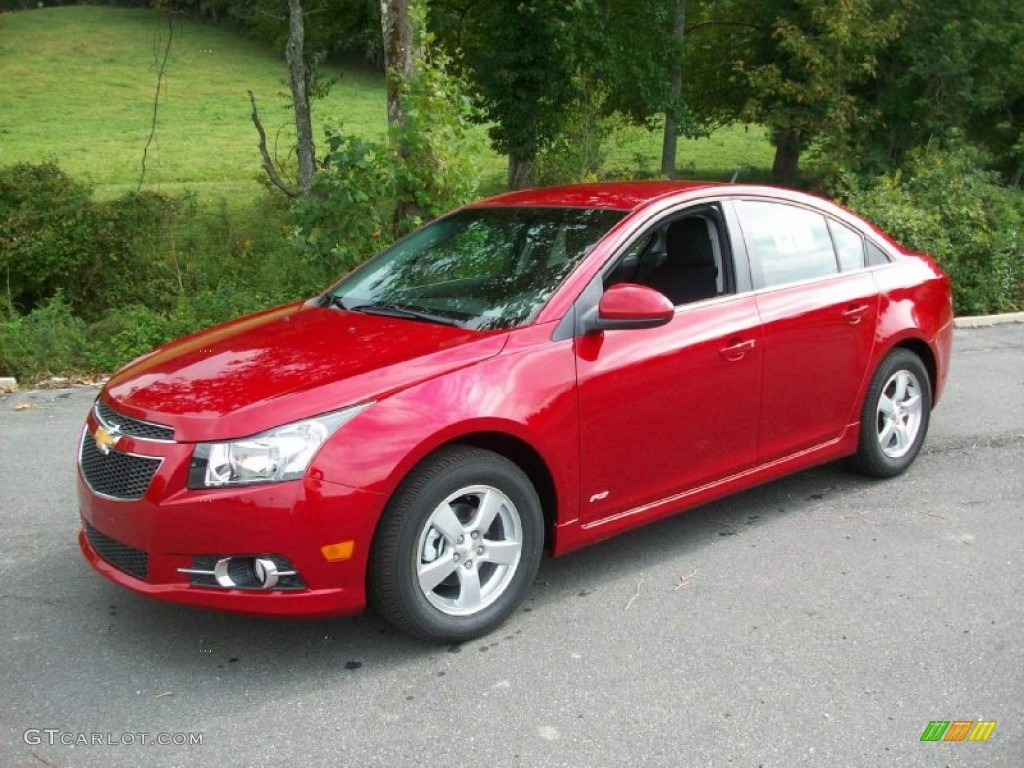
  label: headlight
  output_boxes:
[188,404,371,489]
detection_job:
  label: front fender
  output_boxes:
[310,327,580,527]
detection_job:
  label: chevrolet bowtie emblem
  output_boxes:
[94,424,122,455]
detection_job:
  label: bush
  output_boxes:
[290,26,479,275]
[0,162,98,315]
[0,162,188,320]
[838,143,1024,315]
[0,293,91,379]
[0,161,308,381]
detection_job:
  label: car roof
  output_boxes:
[470,180,725,211]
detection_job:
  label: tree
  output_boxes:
[454,0,594,189]
[660,0,688,177]
[686,0,909,185]
[381,0,415,132]
[863,0,1024,181]
[596,0,704,177]
[247,0,320,196]
[287,0,316,193]
[380,0,419,222]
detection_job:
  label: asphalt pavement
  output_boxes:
[1,325,1021,768]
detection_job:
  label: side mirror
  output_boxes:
[585,283,674,333]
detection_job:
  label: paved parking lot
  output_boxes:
[1,325,1021,767]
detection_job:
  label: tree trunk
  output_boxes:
[660,0,686,178]
[771,128,802,187]
[381,0,419,230]
[508,154,534,190]
[286,0,315,195]
[381,0,415,131]
[661,119,679,180]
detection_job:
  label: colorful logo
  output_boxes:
[93,424,122,456]
[920,720,997,742]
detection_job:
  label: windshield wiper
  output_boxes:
[338,299,461,327]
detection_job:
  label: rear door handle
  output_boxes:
[719,339,756,362]
[842,304,871,324]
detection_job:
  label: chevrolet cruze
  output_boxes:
[78,181,953,641]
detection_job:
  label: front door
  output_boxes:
[575,295,763,524]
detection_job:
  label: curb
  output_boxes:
[954,312,1024,329]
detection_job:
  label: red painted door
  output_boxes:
[733,199,879,461]
[575,296,763,524]
[754,273,879,461]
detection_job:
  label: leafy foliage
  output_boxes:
[0,163,180,320]
[452,0,599,186]
[390,28,479,232]
[533,76,627,186]
[0,163,98,316]
[865,0,1024,181]
[0,294,92,379]
[839,142,1024,315]
[686,0,910,184]
[290,19,479,275]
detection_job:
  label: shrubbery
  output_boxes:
[837,142,1024,315]
[0,163,318,381]
[2,137,1023,383]
[290,33,479,278]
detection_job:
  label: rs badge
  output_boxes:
[93,425,121,455]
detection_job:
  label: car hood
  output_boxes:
[103,302,508,442]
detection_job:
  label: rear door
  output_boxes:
[734,200,879,461]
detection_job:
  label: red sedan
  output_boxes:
[78,181,953,641]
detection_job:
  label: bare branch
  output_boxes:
[139,13,175,191]
[248,90,300,198]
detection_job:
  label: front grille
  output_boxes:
[83,521,149,581]
[80,430,161,500]
[95,400,174,441]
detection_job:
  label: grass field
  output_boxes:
[0,6,773,202]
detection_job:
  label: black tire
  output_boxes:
[848,348,932,478]
[369,445,544,642]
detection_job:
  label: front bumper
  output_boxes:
[77,412,387,618]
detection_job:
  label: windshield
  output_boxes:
[328,206,626,330]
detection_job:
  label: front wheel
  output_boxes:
[369,446,544,642]
[848,348,932,478]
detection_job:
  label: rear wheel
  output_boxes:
[369,446,544,642]
[848,348,932,478]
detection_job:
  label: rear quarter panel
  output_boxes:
[870,252,954,405]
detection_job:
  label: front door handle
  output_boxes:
[719,338,756,362]
[842,304,871,324]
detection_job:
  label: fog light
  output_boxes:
[178,554,305,590]
[252,557,280,588]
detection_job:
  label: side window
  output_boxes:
[739,201,838,288]
[604,232,654,288]
[605,210,729,306]
[866,241,891,266]
[828,219,866,271]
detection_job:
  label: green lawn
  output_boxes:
[0,6,772,202]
